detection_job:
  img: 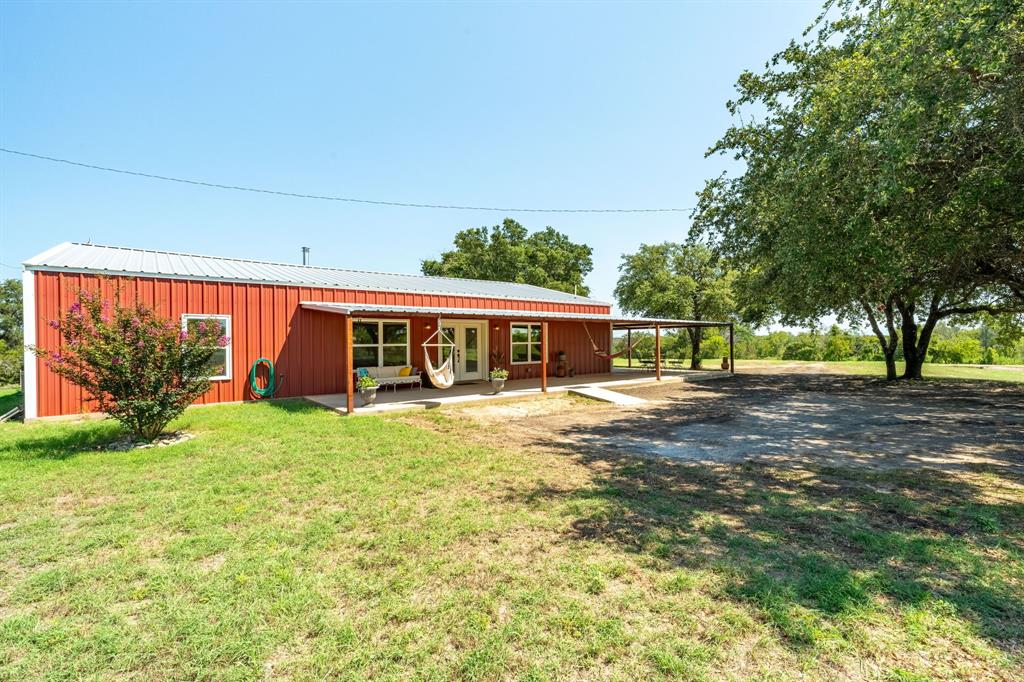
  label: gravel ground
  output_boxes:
[463,370,1024,471]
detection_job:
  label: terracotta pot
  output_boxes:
[721,357,730,371]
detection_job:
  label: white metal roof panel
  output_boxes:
[24,242,609,307]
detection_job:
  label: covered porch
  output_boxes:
[305,367,731,415]
[299,301,734,414]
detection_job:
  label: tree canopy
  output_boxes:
[0,279,22,384]
[421,219,594,296]
[614,243,735,369]
[693,0,1024,379]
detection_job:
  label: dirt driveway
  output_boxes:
[460,370,1024,471]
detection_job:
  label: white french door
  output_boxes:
[440,320,487,382]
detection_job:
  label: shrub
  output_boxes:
[33,287,229,441]
[782,342,820,361]
[356,375,379,390]
[928,338,983,364]
[0,340,21,385]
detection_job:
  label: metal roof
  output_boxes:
[24,241,609,307]
[300,301,729,327]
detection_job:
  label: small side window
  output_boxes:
[181,314,232,380]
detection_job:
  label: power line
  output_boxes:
[0,148,693,214]
[0,262,20,271]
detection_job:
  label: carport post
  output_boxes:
[729,323,735,374]
[627,329,632,368]
[541,321,549,393]
[345,314,354,414]
[655,324,662,381]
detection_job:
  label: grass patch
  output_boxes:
[0,397,1020,679]
[0,385,21,415]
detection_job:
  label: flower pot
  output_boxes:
[359,386,378,407]
[491,378,506,394]
[721,357,730,371]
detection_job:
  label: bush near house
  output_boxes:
[32,288,229,441]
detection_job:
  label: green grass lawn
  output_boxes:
[1,399,1021,680]
[613,357,1024,383]
[0,385,22,415]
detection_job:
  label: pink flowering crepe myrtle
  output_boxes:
[33,284,231,441]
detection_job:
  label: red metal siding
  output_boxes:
[32,271,613,417]
[490,319,612,381]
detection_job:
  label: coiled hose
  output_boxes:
[249,358,277,398]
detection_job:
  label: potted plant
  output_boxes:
[721,356,730,371]
[357,374,379,406]
[489,368,509,394]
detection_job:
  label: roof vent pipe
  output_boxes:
[301,246,310,265]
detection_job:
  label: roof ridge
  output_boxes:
[60,242,598,302]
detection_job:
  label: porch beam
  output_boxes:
[655,324,662,381]
[540,321,549,393]
[729,322,735,375]
[344,314,354,414]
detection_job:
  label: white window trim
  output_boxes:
[181,314,232,381]
[353,318,411,367]
[510,322,543,365]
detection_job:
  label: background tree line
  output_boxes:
[614,321,1024,365]
[0,279,22,385]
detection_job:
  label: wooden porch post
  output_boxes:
[627,329,632,368]
[540,321,549,393]
[655,325,662,381]
[344,314,354,414]
[729,322,735,375]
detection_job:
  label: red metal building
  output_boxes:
[22,242,730,418]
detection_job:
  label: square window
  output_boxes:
[181,314,231,380]
[382,346,407,366]
[353,346,379,368]
[353,322,379,345]
[382,323,407,345]
[351,320,409,369]
[511,323,543,364]
[511,344,530,363]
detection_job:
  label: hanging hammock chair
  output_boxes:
[422,323,456,389]
[582,322,641,360]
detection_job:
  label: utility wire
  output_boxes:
[0,148,692,214]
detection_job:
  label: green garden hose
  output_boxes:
[249,358,276,398]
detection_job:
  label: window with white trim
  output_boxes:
[181,314,232,380]
[510,323,543,364]
[353,319,410,368]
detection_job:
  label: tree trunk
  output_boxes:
[860,297,899,380]
[897,297,943,380]
[896,299,924,380]
[906,307,941,380]
[688,328,702,370]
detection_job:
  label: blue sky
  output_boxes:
[1,0,821,309]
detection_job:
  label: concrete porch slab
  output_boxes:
[305,369,730,415]
[568,386,647,406]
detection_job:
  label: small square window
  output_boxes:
[511,323,543,365]
[181,314,232,381]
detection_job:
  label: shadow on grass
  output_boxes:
[520,374,1024,654]
[0,398,323,462]
[0,420,124,461]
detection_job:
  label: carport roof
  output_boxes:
[300,301,730,328]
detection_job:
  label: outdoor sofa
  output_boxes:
[359,366,423,392]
